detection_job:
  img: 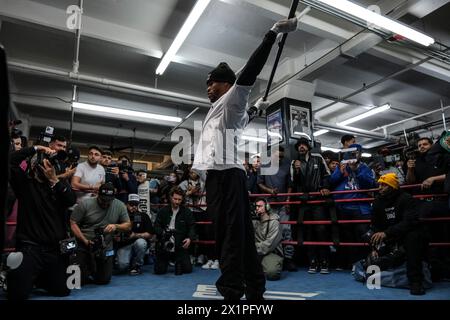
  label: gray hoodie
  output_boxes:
[253,213,283,257]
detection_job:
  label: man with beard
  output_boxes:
[71,146,105,204]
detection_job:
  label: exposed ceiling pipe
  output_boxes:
[8,61,211,108]
[314,54,433,113]
[372,105,450,131]
[391,116,450,136]
[263,1,448,116]
[314,121,399,143]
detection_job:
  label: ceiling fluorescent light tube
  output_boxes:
[316,0,434,46]
[72,102,182,123]
[156,0,211,75]
[321,146,341,153]
[337,103,390,126]
[242,135,267,142]
[314,129,329,136]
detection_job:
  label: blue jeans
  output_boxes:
[116,238,148,271]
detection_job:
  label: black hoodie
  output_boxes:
[371,189,419,242]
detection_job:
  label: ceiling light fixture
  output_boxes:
[313,129,330,137]
[155,0,211,75]
[337,103,391,126]
[315,0,434,46]
[72,102,182,123]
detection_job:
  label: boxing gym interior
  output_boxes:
[1,0,450,303]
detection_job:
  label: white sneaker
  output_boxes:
[211,259,220,270]
[202,260,214,269]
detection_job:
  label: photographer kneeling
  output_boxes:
[7,145,77,300]
[70,183,131,285]
[154,187,197,275]
[116,194,154,275]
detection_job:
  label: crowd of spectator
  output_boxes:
[4,128,450,299]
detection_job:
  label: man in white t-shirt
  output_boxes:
[136,170,151,220]
[71,146,105,203]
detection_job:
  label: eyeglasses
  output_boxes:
[128,203,139,207]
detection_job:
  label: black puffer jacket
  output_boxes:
[372,189,419,242]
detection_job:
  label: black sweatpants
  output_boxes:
[76,248,113,285]
[7,243,70,300]
[206,168,266,300]
[154,250,192,275]
[404,229,429,283]
[300,205,331,264]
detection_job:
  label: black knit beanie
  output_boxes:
[206,62,236,85]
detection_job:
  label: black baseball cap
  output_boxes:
[98,183,115,201]
[295,137,312,150]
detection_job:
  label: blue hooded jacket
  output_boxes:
[330,162,376,215]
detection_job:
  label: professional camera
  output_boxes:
[365,245,406,271]
[36,149,68,168]
[404,147,420,161]
[105,161,118,174]
[158,228,175,253]
[118,159,132,174]
[59,237,78,255]
[38,126,55,145]
[90,227,106,253]
[362,229,374,244]
[66,146,80,168]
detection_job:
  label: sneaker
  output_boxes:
[129,266,141,276]
[196,254,207,266]
[410,282,425,295]
[202,260,214,269]
[210,260,220,270]
[308,260,318,274]
[320,261,330,274]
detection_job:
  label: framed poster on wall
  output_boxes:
[266,109,283,146]
[290,104,312,141]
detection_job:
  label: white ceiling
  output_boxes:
[1,0,450,156]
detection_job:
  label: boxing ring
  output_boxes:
[2,184,450,301]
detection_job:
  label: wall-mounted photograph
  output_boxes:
[290,105,312,141]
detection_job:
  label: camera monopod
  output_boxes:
[248,1,311,122]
